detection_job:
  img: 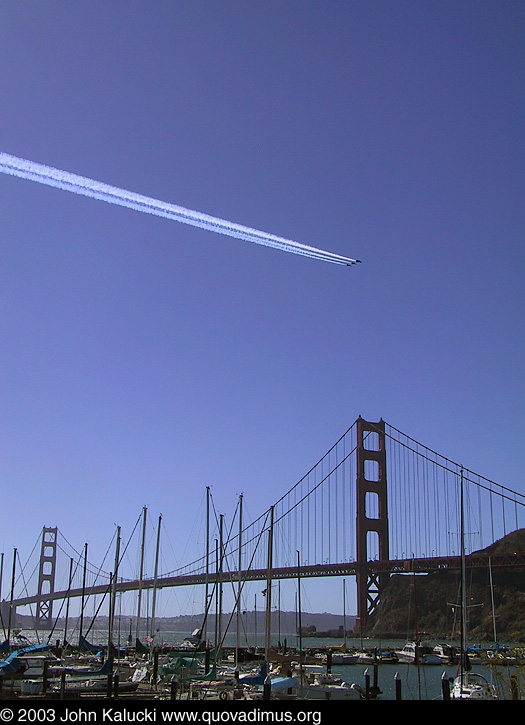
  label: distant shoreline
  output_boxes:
[12,609,357,633]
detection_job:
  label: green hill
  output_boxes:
[367,529,525,642]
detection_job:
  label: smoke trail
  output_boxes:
[0,152,360,266]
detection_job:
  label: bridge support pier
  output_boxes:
[355,417,389,635]
[35,527,58,630]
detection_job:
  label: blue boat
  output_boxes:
[0,644,51,676]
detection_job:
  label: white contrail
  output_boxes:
[0,152,360,266]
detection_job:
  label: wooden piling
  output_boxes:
[441,672,450,700]
[394,672,402,700]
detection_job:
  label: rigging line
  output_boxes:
[58,528,115,580]
[202,500,270,651]
[57,529,109,576]
[14,550,41,644]
[55,540,108,580]
[213,502,243,585]
[78,531,118,618]
[116,512,142,576]
[82,577,114,641]
[477,476,484,548]
[14,560,39,598]
[12,532,40,592]
[46,556,81,644]
[161,427,360,579]
[216,509,271,657]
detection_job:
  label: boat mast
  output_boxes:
[489,556,497,647]
[343,579,347,647]
[79,543,88,646]
[7,547,16,647]
[217,514,224,656]
[204,487,210,643]
[236,493,243,667]
[150,514,162,639]
[297,550,304,689]
[278,580,281,647]
[265,506,274,662]
[135,506,147,647]
[254,593,257,649]
[0,552,5,639]
[63,557,74,648]
[108,526,121,663]
[460,468,467,679]
[214,538,219,654]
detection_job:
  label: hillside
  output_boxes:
[13,610,354,638]
[367,529,525,641]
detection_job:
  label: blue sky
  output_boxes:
[0,1,523,618]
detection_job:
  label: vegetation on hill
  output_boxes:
[367,530,525,642]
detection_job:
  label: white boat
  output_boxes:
[449,470,498,700]
[291,667,364,700]
[395,641,442,665]
[450,672,497,700]
[304,672,364,700]
[433,643,458,664]
[331,652,359,665]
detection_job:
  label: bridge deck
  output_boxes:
[11,551,525,608]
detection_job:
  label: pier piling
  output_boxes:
[394,672,402,700]
[441,672,451,700]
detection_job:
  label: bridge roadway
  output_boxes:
[12,551,525,609]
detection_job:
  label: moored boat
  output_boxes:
[395,641,442,665]
[450,671,497,700]
[331,652,359,665]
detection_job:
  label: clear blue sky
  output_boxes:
[0,1,523,618]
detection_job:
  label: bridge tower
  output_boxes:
[34,527,58,630]
[355,417,389,635]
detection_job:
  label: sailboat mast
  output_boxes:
[150,514,162,639]
[489,557,497,647]
[214,538,219,653]
[7,547,16,646]
[218,514,224,655]
[0,552,4,640]
[79,543,88,646]
[265,506,274,662]
[297,550,304,688]
[236,493,243,667]
[108,526,121,661]
[343,579,347,647]
[63,557,74,647]
[460,468,467,676]
[204,487,210,642]
[135,506,147,645]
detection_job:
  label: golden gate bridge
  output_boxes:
[3,417,524,640]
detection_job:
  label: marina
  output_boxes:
[2,452,524,704]
[0,629,522,701]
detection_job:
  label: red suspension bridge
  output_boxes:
[3,417,525,636]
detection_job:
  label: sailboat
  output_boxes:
[450,470,497,700]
